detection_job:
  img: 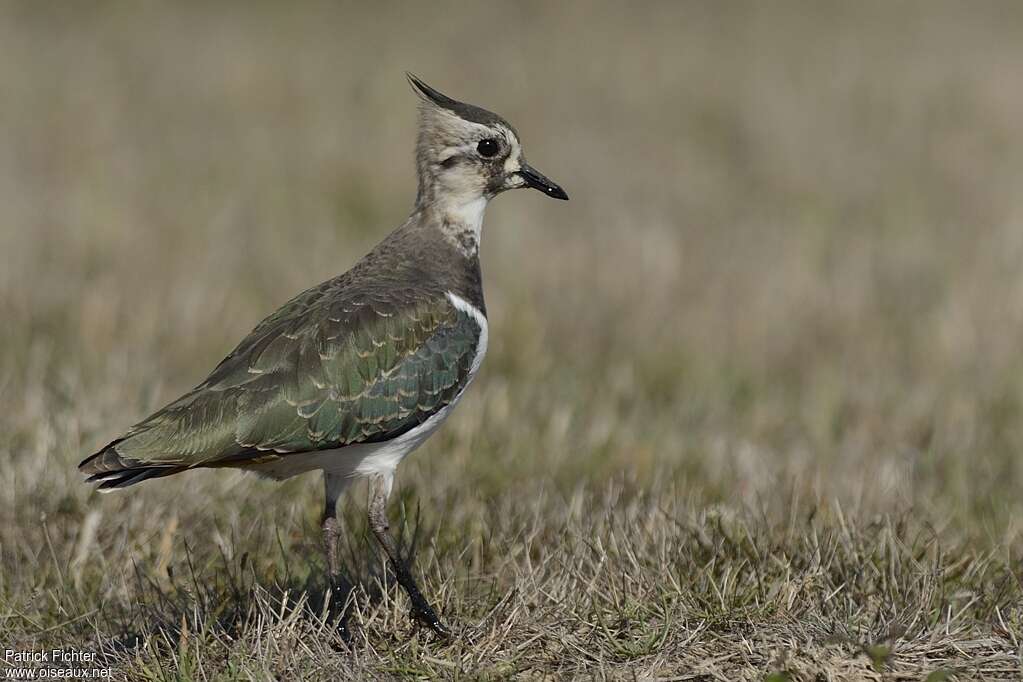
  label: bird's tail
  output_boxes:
[79,439,185,493]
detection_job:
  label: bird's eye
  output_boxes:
[476,138,500,158]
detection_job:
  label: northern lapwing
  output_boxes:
[79,74,568,639]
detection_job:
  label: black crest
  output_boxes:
[406,72,509,129]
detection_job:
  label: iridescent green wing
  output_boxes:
[107,289,481,467]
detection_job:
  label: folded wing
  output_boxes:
[80,284,481,482]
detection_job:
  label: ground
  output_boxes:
[1,2,1022,680]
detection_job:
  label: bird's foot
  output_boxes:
[331,618,354,649]
[409,601,451,640]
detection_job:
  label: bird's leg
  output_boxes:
[367,474,450,639]
[322,472,354,642]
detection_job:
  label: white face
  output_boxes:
[430,114,526,200]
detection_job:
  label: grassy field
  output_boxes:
[3,2,1023,679]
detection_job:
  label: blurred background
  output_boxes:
[2,1,1023,672]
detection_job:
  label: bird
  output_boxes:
[78,73,568,640]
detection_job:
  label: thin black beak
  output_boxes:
[518,164,569,200]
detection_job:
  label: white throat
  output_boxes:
[437,195,488,256]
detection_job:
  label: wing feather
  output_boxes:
[85,286,482,470]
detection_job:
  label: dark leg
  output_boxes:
[322,472,354,642]
[367,474,450,638]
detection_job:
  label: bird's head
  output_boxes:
[408,73,568,208]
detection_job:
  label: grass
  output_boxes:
[2,1,1023,679]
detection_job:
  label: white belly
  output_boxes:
[249,396,461,481]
